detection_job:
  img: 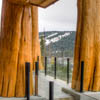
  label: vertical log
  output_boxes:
[0,0,25,97]
[15,5,34,97]
[0,0,43,97]
[72,0,83,89]
[72,0,100,92]
[31,6,43,70]
[92,0,100,91]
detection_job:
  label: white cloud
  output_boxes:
[39,0,77,32]
[0,0,2,17]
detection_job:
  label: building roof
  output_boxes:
[30,0,59,8]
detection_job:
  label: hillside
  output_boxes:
[39,31,76,57]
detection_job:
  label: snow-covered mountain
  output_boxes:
[39,31,76,57]
[45,32,70,45]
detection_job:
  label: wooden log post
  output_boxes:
[31,6,43,70]
[72,0,100,92]
[0,0,42,97]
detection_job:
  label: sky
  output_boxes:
[39,0,77,32]
[0,0,77,32]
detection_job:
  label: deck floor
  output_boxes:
[0,72,73,100]
[36,72,73,100]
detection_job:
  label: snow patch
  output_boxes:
[45,32,70,46]
[46,33,58,39]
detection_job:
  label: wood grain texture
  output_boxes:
[8,0,29,5]
[0,0,43,97]
[72,0,83,89]
[31,6,43,70]
[72,0,100,92]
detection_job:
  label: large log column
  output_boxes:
[31,6,43,70]
[72,0,100,91]
[0,0,42,97]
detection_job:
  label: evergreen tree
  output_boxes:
[40,35,45,56]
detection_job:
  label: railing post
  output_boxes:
[54,57,57,79]
[67,58,70,84]
[25,62,30,100]
[45,57,47,76]
[80,61,84,92]
[35,62,39,96]
[37,56,39,62]
[37,56,39,72]
[49,81,54,100]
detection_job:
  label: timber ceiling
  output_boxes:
[30,0,59,8]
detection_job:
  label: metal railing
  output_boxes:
[25,59,97,100]
[43,56,73,83]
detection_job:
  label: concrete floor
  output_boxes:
[62,85,99,100]
[0,96,46,100]
[0,72,73,100]
[0,72,99,100]
[36,72,73,100]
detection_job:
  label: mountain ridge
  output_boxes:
[39,31,76,57]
